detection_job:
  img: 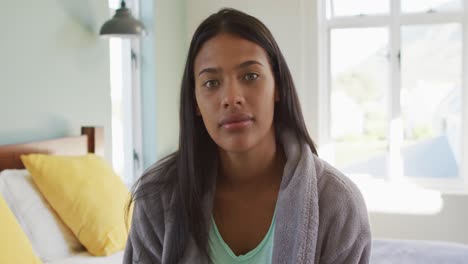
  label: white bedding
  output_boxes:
[371,239,468,264]
[45,251,124,264]
[0,169,82,261]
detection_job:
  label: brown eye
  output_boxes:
[203,80,220,88]
[244,73,259,81]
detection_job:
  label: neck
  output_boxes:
[217,131,285,193]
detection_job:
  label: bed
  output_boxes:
[371,238,468,263]
[0,127,104,169]
[0,127,124,264]
[1,128,468,264]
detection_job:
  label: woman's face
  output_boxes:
[194,33,278,153]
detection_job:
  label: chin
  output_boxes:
[215,135,258,153]
[220,144,254,153]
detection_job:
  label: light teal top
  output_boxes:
[208,209,276,264]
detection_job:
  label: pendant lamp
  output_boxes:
[100,0,147,38]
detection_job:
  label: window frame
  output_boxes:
[107,0,144,185]
[129,0,144,183]
[318,0,468,193]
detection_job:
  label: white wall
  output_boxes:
[154,0,322,160]
[184,0,468,244]
[186,0,320,140]
[0,0,112,160]
[370,194,468,244]
[151,0,187,162]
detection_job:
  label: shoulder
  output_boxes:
[313,155,370,236]
[314,155,367,215]
[130,158,178,235]
[313,156,372,264]
[125,167,175,263]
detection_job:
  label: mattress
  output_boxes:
[44,239,468,263]
[371,239,468,264]
[45,251,123,264]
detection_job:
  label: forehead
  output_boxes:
[194,33,270,72]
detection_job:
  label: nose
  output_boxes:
[221,79,245,109]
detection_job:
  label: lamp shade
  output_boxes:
[100,1,147,38]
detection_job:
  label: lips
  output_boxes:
[219,113,254,127]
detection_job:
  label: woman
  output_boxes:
[124,8,371,264]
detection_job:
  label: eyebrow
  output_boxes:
[197,60,264,77]
[237,60,264,69]
[198,67,220,77]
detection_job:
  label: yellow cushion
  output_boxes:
[0,193,43,264]
[21,154,130,256]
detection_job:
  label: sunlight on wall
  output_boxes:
[109,38,125,179]
[351,176,444,215]
[106,0,135,185]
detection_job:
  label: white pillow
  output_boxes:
[0,169,84,262]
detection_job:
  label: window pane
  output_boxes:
[402,0,461,13]
[109,0,135,9]
[327,0,389,17]
[330,28,389,178]
[108,0,121,9]
[401,24,461,178]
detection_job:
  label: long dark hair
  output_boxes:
[130,8,318,264]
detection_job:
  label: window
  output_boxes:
[108,0,143,186]
[319,0,466,191]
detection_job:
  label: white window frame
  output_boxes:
[108,0,144,185]
[130,0,144,182]
[318,0,468,193]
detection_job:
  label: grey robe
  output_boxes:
[123,130,372,263]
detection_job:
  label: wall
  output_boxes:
[0,0,112,160]
[186,0,320,140]
[140,0,157,169]
[146,0,320,168]
[184,0,468,244]
[370,193,468,244]
[140,0,187,169]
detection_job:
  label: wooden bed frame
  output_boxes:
[0,127,104,171]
